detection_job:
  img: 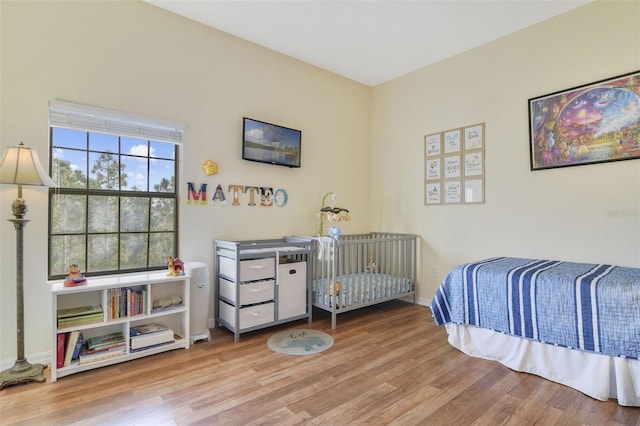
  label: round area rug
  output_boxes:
[267,329,334,355]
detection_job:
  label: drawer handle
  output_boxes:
[250,311,261,317]
[249,287,267,293]
[249,265,265,270]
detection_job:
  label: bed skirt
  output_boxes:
[445,323,640,407]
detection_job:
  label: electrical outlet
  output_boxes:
[432,266,438,277]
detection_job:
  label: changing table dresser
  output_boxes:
[214,237,312,342]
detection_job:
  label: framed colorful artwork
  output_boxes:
[528,70,640,171]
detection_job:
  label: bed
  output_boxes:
[305,232,417,329]
[430,257,640,407]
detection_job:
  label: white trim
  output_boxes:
[49,100,185,144]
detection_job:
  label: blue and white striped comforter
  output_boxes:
[430,257,640,359]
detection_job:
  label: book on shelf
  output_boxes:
[63,331,81,367]
[57,305,103,319]
[150,303,184,314]
[130,322,170,336]
[84,341,126,355]
[56,333,66,369]
[78,345,126,365]
[71,332,84,361]
[57,312,104,328]
[86,331,126,351]
[130,340,175,353]
[130,328,175,350]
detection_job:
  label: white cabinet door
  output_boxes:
[277,262,306,320]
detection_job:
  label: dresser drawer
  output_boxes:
[219,277,274,305]
[219,300,274,329]
[219,257,274,282]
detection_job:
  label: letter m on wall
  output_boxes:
[187,182,207,204]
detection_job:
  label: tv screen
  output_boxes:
[242,117,301,168]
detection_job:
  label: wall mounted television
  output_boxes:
[242,117,301,168]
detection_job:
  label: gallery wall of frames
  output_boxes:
[424,122,485,205]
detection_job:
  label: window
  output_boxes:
[48,101,183,279]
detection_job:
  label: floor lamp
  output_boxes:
[0,142,56,390]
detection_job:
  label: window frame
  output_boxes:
[47,101,183,280]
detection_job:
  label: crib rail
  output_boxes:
[301,232,417,329]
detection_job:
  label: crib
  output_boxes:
[303,232,417,329]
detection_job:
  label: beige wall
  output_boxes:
[0,1,371,364]
[371,0,640,303]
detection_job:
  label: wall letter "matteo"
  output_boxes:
[186,182,288,207]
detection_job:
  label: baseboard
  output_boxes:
[416,295,430,307]
[1,351,51,372]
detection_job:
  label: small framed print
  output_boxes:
[464,123,484,150]
[426,158,441,180]
[464,152,483,176]
[444,129,461,153]
[443,155,461,178]
[464,179,483,203]
[425,182,441,204]
[425,133,442,156]
[444,180,461,204]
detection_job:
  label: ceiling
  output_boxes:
[145,0,591,87]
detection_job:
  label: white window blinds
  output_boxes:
[49,100,185,144]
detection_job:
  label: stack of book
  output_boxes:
[57,305,103,328]
[130,323,175,351]
[79,331,126,365]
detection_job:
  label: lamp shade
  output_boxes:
[0,143,56,187]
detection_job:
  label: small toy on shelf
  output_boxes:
[328,225,342,240]
[167,257,185,276]
[64,263,87,287]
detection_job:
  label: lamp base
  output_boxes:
[0,359,47,390]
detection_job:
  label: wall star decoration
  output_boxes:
[202,160,218,176]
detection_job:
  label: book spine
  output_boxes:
[84,342,126,354]
[56,333,66,369]
[108,288,114,319]
[120,288,126,318]
[57,312,104,327]
[79,348,126,365]
[56,305,102,319]
[113,288,118,319]
[72,332,84,361]
[64,331,80,367]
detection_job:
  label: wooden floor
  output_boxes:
[1,301,638,425]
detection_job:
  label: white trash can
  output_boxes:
[184,261,211,344]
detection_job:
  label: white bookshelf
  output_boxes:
[50,272,189,381]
